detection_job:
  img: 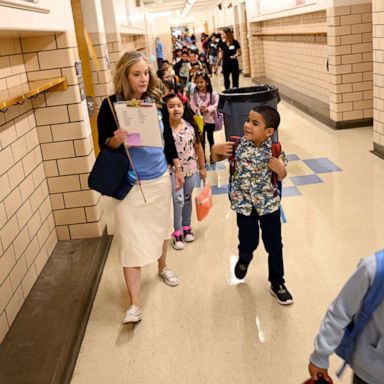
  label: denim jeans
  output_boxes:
[171,174,196,231]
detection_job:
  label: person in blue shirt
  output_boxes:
[309,254,384,384]
[155,37,164,70]
[97,51,184,324]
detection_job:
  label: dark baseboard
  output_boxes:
[0,228,112,384]
[372,142,384,159]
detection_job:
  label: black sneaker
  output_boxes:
[270,284,294,305]
[234,260,249,279]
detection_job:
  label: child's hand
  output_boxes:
[268,157,287,180]
[199,167,207,181]
[174,171,185,191]
[308,362,331,382]
[200,105,208,114]
[212,142,234,157]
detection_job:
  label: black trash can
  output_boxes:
[218,85,280,140]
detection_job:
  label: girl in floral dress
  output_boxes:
[163,93,207,250]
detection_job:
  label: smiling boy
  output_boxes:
[212,105,293,305]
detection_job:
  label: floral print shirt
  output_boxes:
[229,137,287,216]
[172,119,198,177]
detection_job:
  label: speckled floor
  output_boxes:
[71,74,384,384]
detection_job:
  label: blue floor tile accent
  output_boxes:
[282,186,301,197]
[280,207,287,223]
[211,184,229,195]
[303,157,342,173]
[289,174,323,186]
[286,154,300,161]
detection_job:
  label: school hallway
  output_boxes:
[69,75,383,384]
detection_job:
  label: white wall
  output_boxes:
[246,0,371,22]
[114,0,146,34]
[81,0,105,34]
[0,0,75,33]
[246,0,330,21]
[211,0,235,29]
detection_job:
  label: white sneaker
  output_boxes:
[182,226,195,242]
[122,305,143,324]
[159,267,179,287]
[172,232,185,250]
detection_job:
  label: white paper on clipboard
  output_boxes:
[114,102,162,147]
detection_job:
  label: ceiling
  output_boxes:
[142,0,221,18]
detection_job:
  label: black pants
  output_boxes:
[157,58,163,70]
[223,67,240,89]
[353,374,369,384]
[237,208,284,286]
[202,123,215,160]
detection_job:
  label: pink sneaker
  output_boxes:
[172,230,184,250]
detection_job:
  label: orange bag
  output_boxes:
[195,182,212,221]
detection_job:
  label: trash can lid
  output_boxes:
[219,85,279,103]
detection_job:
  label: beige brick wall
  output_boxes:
[0,32,105,343]
[239,21,250,76]
[249,11,329,103]
[248,22,265,79]
[89,32,114,109]
[373,0,384,155]
[327,3,373,122]
[0,36,57,344]
[263,34,329,104]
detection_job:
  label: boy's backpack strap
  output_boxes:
[271,141,282,197]
[336,249,384,377]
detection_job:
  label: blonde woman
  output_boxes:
[97,51,184,323]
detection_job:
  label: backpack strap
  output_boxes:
[349,250,384,337]
[271,141,281,196]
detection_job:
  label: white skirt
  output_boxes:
[114,171,173,268]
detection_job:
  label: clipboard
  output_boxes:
[114,102,163,147]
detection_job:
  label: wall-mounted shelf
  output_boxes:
[0,76,67,112]
[253,31,327,36]
[252,25,327,37]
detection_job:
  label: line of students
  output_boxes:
[97,50,383,384]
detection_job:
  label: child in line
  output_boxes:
[198,53,211,75]
[211,105,293,305]
[190,71,219,163]
[163,93,207,250]
[173,50,190,91]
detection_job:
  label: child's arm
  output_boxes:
[211,142,234,162]
[194,142,207,180]
[268,157,287,180]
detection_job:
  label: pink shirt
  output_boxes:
[190,90,219,124]
[172,119,198,177]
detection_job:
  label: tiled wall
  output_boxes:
[89,32,113,109]
[372,0,384,156]
[239,21,250,75]
[327,2,373,123]
[0,32,105,343]
[0,36,57,343]
[248,22,265,79]
[263,34,329,104]
[248,11,329,103]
